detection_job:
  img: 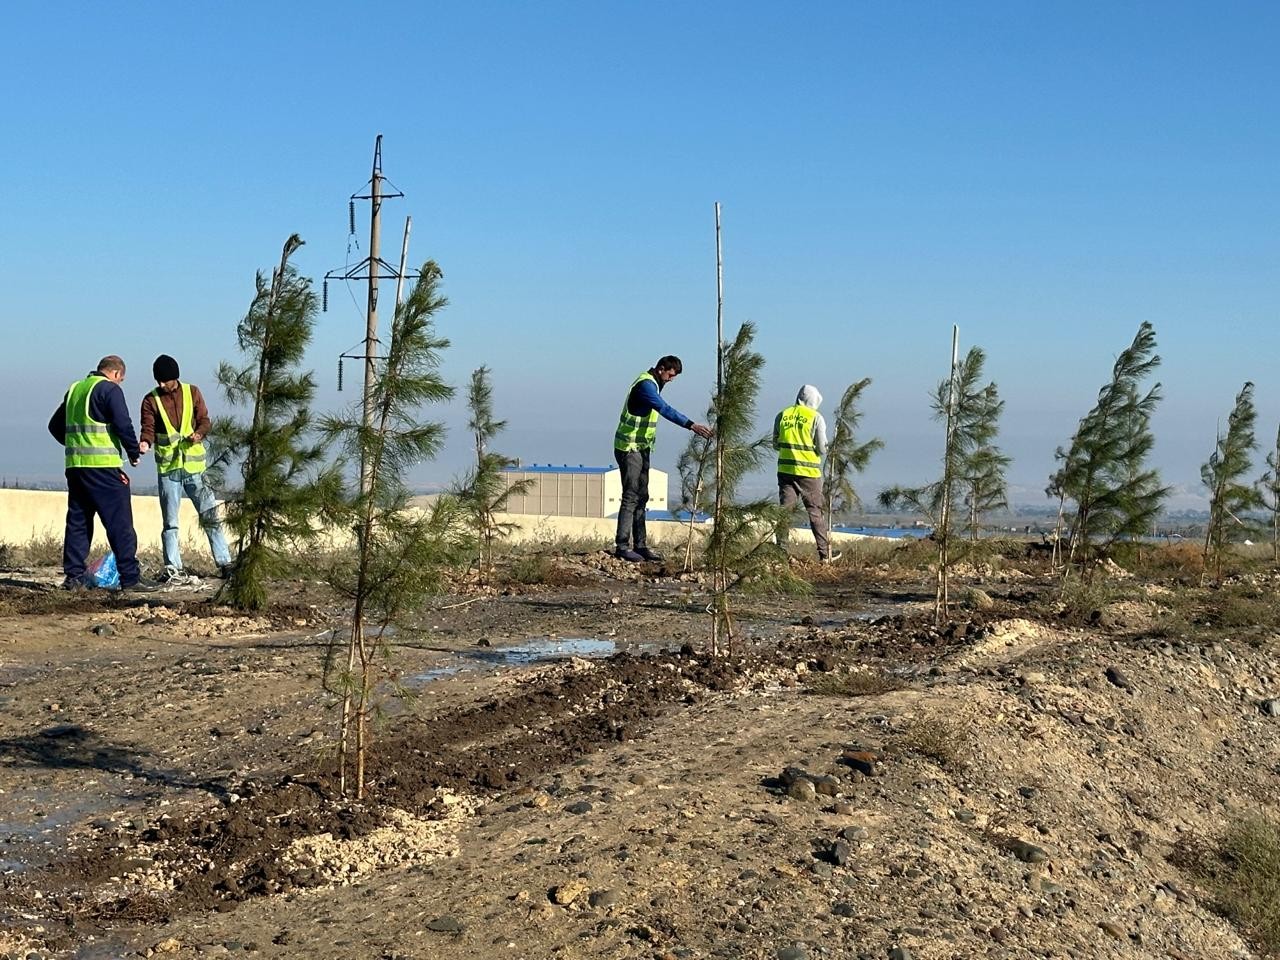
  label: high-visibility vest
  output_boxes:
[776,404,821,478]
[614,372,659,452]
[151,383,207,475]
[64,375,123,469]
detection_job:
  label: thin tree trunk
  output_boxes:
[1051,493,1066,570]
[710,202,725,656]
[683,474,704,573]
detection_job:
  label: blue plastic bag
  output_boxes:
[88,551,120,589]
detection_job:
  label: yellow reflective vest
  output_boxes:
[775,404,821,478]
[151,383,207,475]
[64,375,123,469]
[614,372,659,452]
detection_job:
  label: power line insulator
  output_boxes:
[322,279,328,312]
[349,200,356,236]
[337,357,343,392]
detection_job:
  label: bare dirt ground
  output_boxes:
[1,550,1278,959]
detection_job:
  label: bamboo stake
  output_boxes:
[936,325,959,623]
[711,202,725,656]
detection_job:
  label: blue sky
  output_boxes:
[3,2,1277,507]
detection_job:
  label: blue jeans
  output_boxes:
[158,470,232,571]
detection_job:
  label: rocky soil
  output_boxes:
[0,552,1278,959]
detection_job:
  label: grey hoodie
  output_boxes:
[774,384,828,459]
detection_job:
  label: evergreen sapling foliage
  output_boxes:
[1201,381,1262,582]
[1258,425,1280,563]
[456,365,532,582]
[879,345,1004,622]
[822,377,883,532]
[1049,322,1168,581]
[320,261,466,798]
[706,321,806,652]
[213,234,339,611]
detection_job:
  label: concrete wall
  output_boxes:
[0,488,220,559]
[0,489,861,556]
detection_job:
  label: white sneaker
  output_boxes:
[821,550,843,564]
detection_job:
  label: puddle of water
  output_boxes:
[411,665,461,684]
[0,792,117,873]
[465,637,616,665]
[407,637,616,686]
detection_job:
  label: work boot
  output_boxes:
[614,547,644,562]
[820,550,843,565]
[218,564,234,579]
[120,577,162,594]
[635,546,664,562]
[59,574,92,591]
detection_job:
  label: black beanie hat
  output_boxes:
[153,355,180,382]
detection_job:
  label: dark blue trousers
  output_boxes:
[614,449,651,549]
[64,468,140,586]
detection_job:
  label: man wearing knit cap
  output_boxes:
[138,355,233,584]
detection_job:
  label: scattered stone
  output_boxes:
[780,766,810,787]
[1098,920,1126,940]
[1260,698,1280,717]
[831,840,852,867]
[811,774,840,797]
[841,750,878,777]
[840,825,867,842]
[1008,839,1049,864]
[426,915,464,933]
[629,772,652,786]
[955,809,976,824]
[552,881,587,905]
[565,800,593,815]
[777,945,808,960]
[588,889,618,908]
[832,901,857,918]
[91,623,115,637]
[966,587,994,610]
[788,778,817,802]
[1104,666,1132,690]
[153,939,182,955]
[888,947,913,960]
[833,801,856,816]
[1017,786,1039,800]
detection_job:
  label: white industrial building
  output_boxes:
[501,464,669,518]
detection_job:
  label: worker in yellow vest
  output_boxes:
[774,385,840,563]
[138,355,233,584]
[47,355,159,592]
[613,356,713,562]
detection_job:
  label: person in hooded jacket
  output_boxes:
[773,385,840,563]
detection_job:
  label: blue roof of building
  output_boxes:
[502,464,614,474]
